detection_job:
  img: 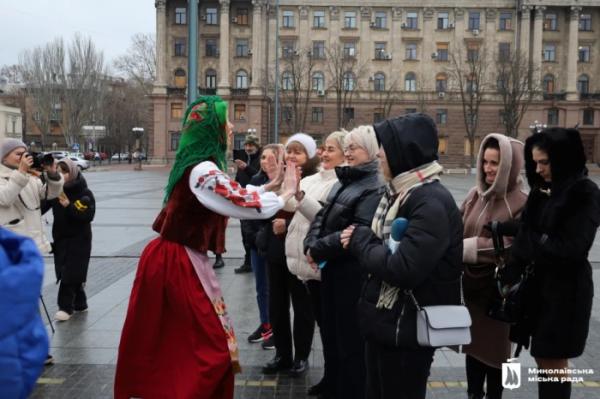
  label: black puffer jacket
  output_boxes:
[42,174,95,284]
[303,161,383,263]
[247,171,270,253]
[348,114,463,348]
[234,150,261,187]
[506,128,600,358]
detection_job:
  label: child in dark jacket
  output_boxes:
[42,158,95,321]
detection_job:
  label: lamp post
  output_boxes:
[132,127,144,170]
[528,120,547,134]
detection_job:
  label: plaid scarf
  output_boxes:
[372,161,444,309]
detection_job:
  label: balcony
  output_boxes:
[198,88,217,95]
[580,92,600,100]
[167,86,186,96]
[231,88,249,97]
[543,92,566,101]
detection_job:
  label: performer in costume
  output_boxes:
[114,96,297,399]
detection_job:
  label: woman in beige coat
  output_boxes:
[461,133,527,399]
[285,130,346,396]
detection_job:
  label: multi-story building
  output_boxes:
[151,0,600,166]
[0,104,23,141]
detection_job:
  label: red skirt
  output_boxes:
[114,238,234,399]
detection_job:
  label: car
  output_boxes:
[49,151,69,160]
[111,152,130,161]
[68,156,90,170]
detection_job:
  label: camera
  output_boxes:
[27,152,54,171]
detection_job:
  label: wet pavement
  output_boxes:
[31,167,600,398]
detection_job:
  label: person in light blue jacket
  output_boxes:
[0,226,48,399]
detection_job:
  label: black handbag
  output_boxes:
[486,221,533,324]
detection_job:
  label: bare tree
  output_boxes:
[416,74,428,114]
[325,43,366,129]
[446,43,488,168]
[375,77,401,121]
[113,33,156,95]
[278,46,315,133]
[0,64,23,86]
[495,48,539,138]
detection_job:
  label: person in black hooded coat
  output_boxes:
[42,158,95,320]
[341,113,463,399]
[499,128,599,399]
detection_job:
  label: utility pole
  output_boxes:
[188,0,199,105]
[273,0,280,143]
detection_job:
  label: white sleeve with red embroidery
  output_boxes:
[189,161,284,220]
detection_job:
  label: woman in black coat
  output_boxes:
[500,128,599,399]
[43,158,95,321]
[304,125,383,399]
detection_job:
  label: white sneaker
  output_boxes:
[54,310,71,321]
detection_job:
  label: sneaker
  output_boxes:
[44,354,54,366]
[261,335,275,350]
[247,324,271,343]
[54,310,71,321]
[213,258,225,269]
[234,263,252,274]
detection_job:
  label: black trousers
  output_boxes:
[320,264,366,399]
[58,282,87,314]
[240,221,252,265]
[267,258,314,362]
[466,355,503,399]
[365,340,435,399]
[306,280,331,390]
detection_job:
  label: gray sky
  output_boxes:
[0,0,155,68]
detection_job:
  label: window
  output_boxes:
[436,73,447,93]
[234,104,246,121]
[344,11,357,29]
[343,42,356,58]
[406,12,418,29]
[497,76,508,91]
[312,72,325,92]
[206,7,218,25]
[313,10,325,28]
[547,108,559,125]
[174,38,187,57]
[374,73,385,91]
[579,14,592,31]
[467,43,479,62]
[436,43,448,61]
[175,7,187,25]
[282,71,293,91]
[174,68,186,88]
[544,13,557,31]
[205,69,217,88]
[374,11,387,28]
[206,38,218,57]
[312,41,325,59]
[583,109,595,125]
[235,39,249,57]
[543,74,555,93]
[312,107,324,123]
[499,12,512,30]
[374,43,387,59]
[436,109,448,125]
[171,103,183,119]
[235,8,248,25]
[170,132,181,151]
[343,107,354,124]
[405,43,417,60]
[579,45,591,62]
[438,137,448,155]
[466,75,477,94]
[405,72,416,91]
[499,42,511,61]
[282,40,296,58]
[543,44,556,62]
[464,137,482,156]
[235,70,248,89]
[577,75,589,94]
[282,106,293,121]
[468,11,480,31]
[437,12,449,29]
[283,10,295,28]
[374,108,384,124]
[343,72,356,91]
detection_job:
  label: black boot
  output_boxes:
[538,380,571,399]
[213,254,225,269]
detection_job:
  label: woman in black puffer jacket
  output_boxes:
[304,125,383,399]
[500,128,600,399]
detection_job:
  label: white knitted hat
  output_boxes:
[0,138,27,162]
[286,133,317,158]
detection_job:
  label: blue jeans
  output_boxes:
[250,249,269,324]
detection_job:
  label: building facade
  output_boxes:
[151,0,600,165]
[0,104,23,141]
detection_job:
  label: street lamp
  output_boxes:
[132,127,144,170]
[528,120,547,134]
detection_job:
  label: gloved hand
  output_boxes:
[484,220,520,237]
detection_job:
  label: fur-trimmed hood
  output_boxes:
[476,133,525,199]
